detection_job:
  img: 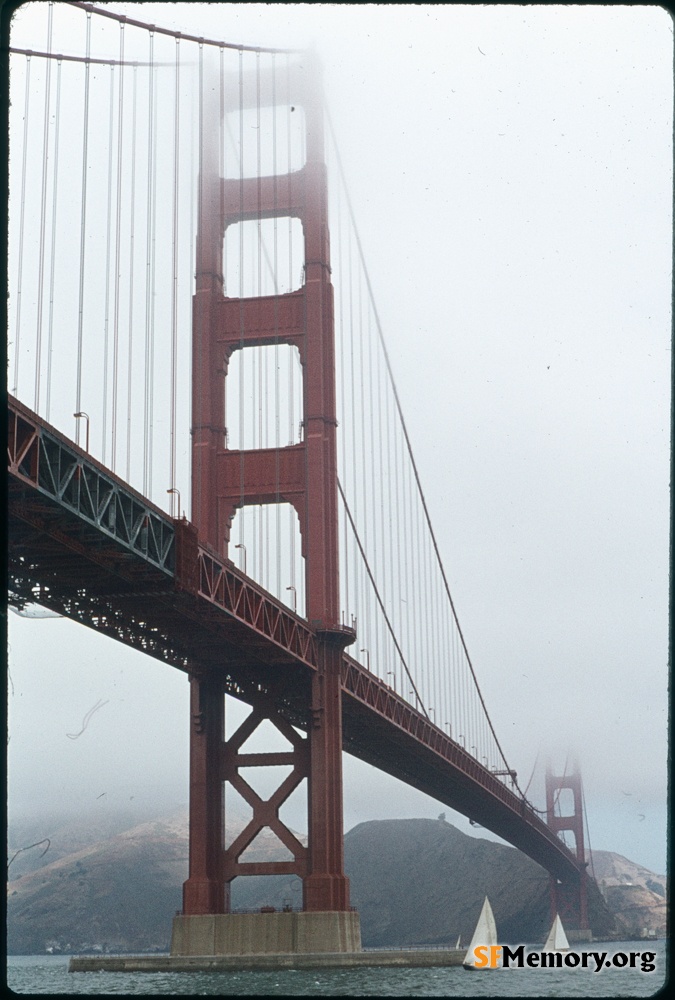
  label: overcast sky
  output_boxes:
[7,3,672,877]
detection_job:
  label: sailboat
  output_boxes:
[543,913,570,952]
[462,896,499,970]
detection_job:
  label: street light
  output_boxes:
[167,487,181,518]
[235,543,247,575]
[286,585,297,613]
[458,734,465,747]
[73,411,90,453]
[360,648,370,670]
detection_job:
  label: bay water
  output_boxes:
[6,941,668,996]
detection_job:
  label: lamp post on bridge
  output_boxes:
[167,487,181,518]
[73,411,89,453]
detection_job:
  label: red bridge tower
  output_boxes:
[546,764,590,935]
[174,56,360,955]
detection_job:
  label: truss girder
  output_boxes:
[7,396,585,886]
[9,397,175,576]
[340,654,583,882]
[197,549,319,670]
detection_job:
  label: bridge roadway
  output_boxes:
[8,395,584,884]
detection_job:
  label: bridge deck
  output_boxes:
[8,395,583,883]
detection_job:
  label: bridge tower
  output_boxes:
[176,54,360,954]
[546,764,589,934]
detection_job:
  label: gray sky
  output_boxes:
[7,3,672,877]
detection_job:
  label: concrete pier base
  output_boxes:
[69,948,466,973]
[170,911,362,956]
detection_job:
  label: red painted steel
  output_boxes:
[183,676,225,915]
[221,704,309,883]
[187,58,354,913]
[546,766,589,928]
[8,396,586,886]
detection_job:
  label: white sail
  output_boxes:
[463,897,499,968]
[543,913,570,952]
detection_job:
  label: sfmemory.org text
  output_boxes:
[472,945,657,972]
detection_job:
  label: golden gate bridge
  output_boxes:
[6,0,593,955]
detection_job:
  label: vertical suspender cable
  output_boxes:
[255,51,264,585]
[46,56,62,421]
[389,348,399,685]
[357,266,367,655]
[367,304,378,669]
[149,35,159,499]
[348,227,360,640]
[126,61,138,484]
[169,35,181,514]
[13,53,32,397]
[271,54,282,601]
[336,163,348,618]
[34,1,54,412]
[374,307,386,670]
[238,48,245,552]
[75,12,92,445]
[195,39,204,524]
[102,62,115,462]
[111,20,126,472]
[218,44,224,467]
[188,58,196,521]
[287,57,296,600]
[143,29,155,496]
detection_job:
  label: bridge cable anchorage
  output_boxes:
[337,479,428,719]
[328,107,521,787]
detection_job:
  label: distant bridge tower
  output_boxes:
[179,51,359,952]
[546,764,589,933]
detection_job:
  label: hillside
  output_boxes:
[7,811,660,955]
[344,817,614,946]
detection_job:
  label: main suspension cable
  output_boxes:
[327,109,514,776]
[338,479,428,718]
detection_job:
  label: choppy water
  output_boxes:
[6,942,668,996]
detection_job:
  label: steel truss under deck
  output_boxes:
[7,395,586,885]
